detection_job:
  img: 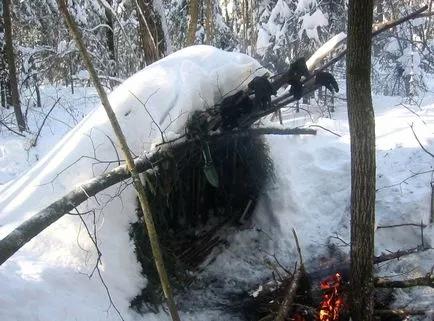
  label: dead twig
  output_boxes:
[73,209,125,320]
[375,274,434,288]
[410,123,434,159]
[377,222,427,230]
[32,97,61,147]
[374,246,432,264]
[374,309,426,316]
[308,124,342,137]
[376,169,434,191]
[0,118,26,137]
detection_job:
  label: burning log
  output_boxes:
[319,272,346,321]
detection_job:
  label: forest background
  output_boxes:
[1,0,432,127]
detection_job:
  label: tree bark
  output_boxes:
[105,0,117,80]
[205,0,213,44]
[186,0,200,45]
[135,0,166,66]
[3,0,25,131]
[346,1,376,321]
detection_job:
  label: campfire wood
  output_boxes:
[242,244,433,321]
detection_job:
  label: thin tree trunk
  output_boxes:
[205,0,213,44]
[347,1,376,321]
[105,0,117,82]
[186,0,200,45]
[3,0,25,131]
[250,0,256,56]
[242,0,247,52]
[57,1,180,320]
[135,0,166,66]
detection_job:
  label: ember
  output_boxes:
[319,272,345,321]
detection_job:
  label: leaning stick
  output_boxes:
[275,229,304,321]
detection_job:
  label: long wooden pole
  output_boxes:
[57,1,181,320]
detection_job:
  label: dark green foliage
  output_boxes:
[129,132,274,312]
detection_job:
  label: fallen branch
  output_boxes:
[377,222,427,230]
[308,124,342,137]
[374,246,432,264]
[410,123,434,159]
[0,154,153,266]
[375,274,434,288]
[249,127,316,136]
[374,309,426,316]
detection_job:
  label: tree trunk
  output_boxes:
[186,0,200,45]
[105,0,117,81]
[205,0,213,44]
[3,0,25,131]
[250,0,256,56]
[347,1,376,321]
[242,0,247,52]
[136,0,166,66]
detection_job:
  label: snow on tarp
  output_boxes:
[0,45,264,321]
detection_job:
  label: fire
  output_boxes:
[319,272,344,321]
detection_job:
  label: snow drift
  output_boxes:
[0,45,433,321]
[0,46,265,320]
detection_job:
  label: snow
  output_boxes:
[295,0,317,13]
[398,46,422,76]
[306,32,346,70]
[299,9,328,42]
[1,45,434,320]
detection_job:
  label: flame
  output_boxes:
[319,272,344,321]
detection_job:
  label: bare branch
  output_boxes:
[74,208,125,320]
[377,222,427,230]
[0,119,26,137]
[374,246,432,264]
[374,309,426,316]
[32,98,61,147]
[410,123,434,158]
[319,4,429,72]
[375,274,434,288]
[376,169,434,191]
[308,125,342,137]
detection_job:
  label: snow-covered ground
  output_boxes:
[0,46,433,320]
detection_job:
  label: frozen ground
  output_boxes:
[0,46,433,320]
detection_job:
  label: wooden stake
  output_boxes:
[57,1,181,320]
